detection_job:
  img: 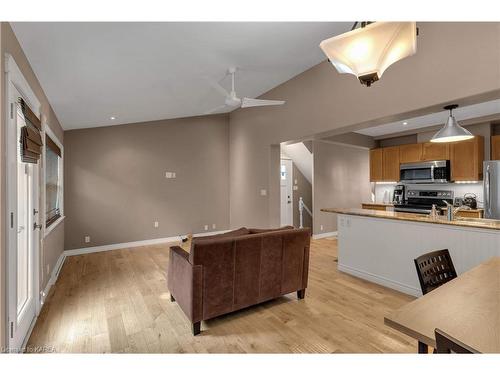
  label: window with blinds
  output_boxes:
[18,97,42,163]
[45,134,62,227]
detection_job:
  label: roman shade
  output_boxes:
[18,97,43,163]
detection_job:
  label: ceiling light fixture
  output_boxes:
[110,116,116,120]
[403,121,408,125]
[430,104,474,143]
[319,22,417,87]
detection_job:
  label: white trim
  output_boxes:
[4,54,42,350]
[4,54,41,115]
[338,263,421,297]
[42,122,64,238]
[44,215,65,237]
[64,229,230,256]
[312,231,338,239]
[40,252,66,307]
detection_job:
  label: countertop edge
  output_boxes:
[321,208,500,231]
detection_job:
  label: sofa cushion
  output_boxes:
[194,227,249,241]
[248,226,294,234]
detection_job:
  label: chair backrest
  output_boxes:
[435,329,479,353]
[190,227,310,320]
[414,249,457,295]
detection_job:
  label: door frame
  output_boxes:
[4,53,42,350]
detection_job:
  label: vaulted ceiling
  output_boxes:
[12,22,352,130]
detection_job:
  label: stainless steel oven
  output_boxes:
[399,160,450,184]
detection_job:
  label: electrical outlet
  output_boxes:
[293,185,298,191]
[320,225,324,231]
[154,221,159,228]
[204,225,209,231]
[260,189,267,196]
[172,172,176,178]
[84,235,91,243]
[212,224,216,229]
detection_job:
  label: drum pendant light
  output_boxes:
[319,22,417,87]
[431,104,474,143]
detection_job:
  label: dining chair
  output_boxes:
[414,249,457,295]
[435,329,479,353]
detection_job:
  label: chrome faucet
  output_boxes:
[442,200,461,221]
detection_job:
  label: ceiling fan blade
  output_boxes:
[241,98,285,108]
[205,104,229,115]
[205,76,230,98]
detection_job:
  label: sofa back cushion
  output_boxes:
[190,227,310,320]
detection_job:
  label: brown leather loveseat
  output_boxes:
[167,226,311,335]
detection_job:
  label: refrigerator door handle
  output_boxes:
[485,164,491,218]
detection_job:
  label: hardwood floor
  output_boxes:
[27,237,416,353]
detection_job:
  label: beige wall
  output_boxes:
[313,141,372,234]
[0,22,65,346]
[64,115,230,249]
[229,22,500,229]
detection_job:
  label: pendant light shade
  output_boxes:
[430,105,474,143]
[319,22,417,86]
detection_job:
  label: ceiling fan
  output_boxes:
[206,67,285,114]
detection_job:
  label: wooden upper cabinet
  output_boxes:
[370,148,383,182]
[450,136,484,181]
[382,146,400,181]
[492,135,500,160]
[399,143,423,163]
[422,142,450,161]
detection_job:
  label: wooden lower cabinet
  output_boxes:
[442,208,484,219]
[361,203,389,211]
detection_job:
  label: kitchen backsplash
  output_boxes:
[373,182,484,207]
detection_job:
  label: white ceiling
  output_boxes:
[11,22,352,130]
[355,99,500,138]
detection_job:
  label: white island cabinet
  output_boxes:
[323,209,500,297]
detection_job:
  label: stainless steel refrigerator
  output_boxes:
[484,161,500,219]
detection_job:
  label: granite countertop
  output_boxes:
[361,202,394,207]
[321,208,500,231]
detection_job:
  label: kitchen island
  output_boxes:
[321,208,500,296]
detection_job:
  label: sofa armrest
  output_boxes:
[170,245,190,261]
[167,246,203,323]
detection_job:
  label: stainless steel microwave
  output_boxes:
[399,160,450,184]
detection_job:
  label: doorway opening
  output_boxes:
[280,142,313,229]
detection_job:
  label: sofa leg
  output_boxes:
[297,289,305,299]
[192,322,201,336]
[170,294,175,302]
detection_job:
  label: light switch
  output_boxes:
[260,189,267,196]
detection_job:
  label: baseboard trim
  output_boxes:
[312,231,338,240]
[64,229,230,257]
[40,251,67,306]
[337,263,421,297]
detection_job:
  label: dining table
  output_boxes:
[384,257,500,353]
